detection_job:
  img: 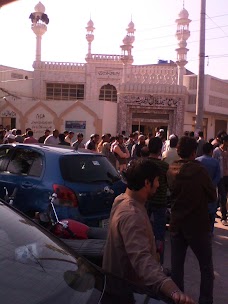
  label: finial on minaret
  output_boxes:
[85,18,95,60]
[175,6,191,85]
[120,20,136,83]
[29,2,49,62]
[120,19,136,66]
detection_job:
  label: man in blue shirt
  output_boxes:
[212,134,228,226]
[196,142,221,234]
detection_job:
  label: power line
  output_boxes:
[133,35,228,53]
[136,24,228,42]
[206,14,228,39]
[135,13,228,33]
[186,54,228,63]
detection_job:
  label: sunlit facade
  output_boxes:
[0,2,227,140]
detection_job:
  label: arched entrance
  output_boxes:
[117,93,185,138]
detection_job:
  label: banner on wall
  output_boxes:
[65,121,86,141]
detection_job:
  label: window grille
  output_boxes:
[46,83,84,100]
[99,84,117,102]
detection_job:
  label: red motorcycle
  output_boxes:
[37,193,107,239]
[5,189,106,266]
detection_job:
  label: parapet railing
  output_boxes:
[33,61,86,71]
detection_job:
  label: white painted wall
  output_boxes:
[102,100,118,135]
[1,63,228,140]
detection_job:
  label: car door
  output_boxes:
[1,146,45,215]
[0,145,16,201]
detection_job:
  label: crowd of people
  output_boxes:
[0,124,227,303]
[0,125,227,231]
[101,129,227,304]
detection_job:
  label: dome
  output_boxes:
[128,20,135,29]
[87,19,94,27]
[123,35,132,45]
[178,8,189,19]
[178,40,187,48]
[34,2,45,13]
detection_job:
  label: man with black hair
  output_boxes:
[211,129,227,149]
[23,130,38,144]
[213,134,228,225]
[167,136,216,304]
[103,158,195,304]
[72,133,85,150]
[113,134,130,172]
[189,131,195,138]
[183,131,189,137]
[196,131,206,157]
[147,136,169,265]
[38,129,50,143]
[44,129,60,145]
[58,133,70,146]
[15,129,24,143]
[196,143,221,233]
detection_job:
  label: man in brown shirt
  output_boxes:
[103,158,195,304]
[167,136,216,304]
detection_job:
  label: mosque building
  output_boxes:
[0,1,227,140]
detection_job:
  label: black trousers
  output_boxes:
[218,176,228,220]
[170,231,214,304]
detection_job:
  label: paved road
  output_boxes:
[162,215,228,304]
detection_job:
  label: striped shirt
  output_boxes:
[147,157,169,206]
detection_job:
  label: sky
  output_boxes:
[0,0,228,79]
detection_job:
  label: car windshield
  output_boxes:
[60,155,121,183]
[0,203,104,304]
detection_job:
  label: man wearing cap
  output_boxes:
[85,134,100,151]
[6,133,16,144]
[162,135,179,165]
[11,128,17,136]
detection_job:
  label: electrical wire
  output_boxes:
[206,14,228,39]
[1,12,228,77]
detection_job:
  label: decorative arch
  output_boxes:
[99,83,117,102]
[0,99,24,128]
[59,100,102,135]
[23,101,59,128]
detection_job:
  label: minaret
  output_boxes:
[29,2,49,62]
[120,20,136,82]
[86,19,95,60]
[175,5,191,85]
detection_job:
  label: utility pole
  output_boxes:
[195,0,206,132]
